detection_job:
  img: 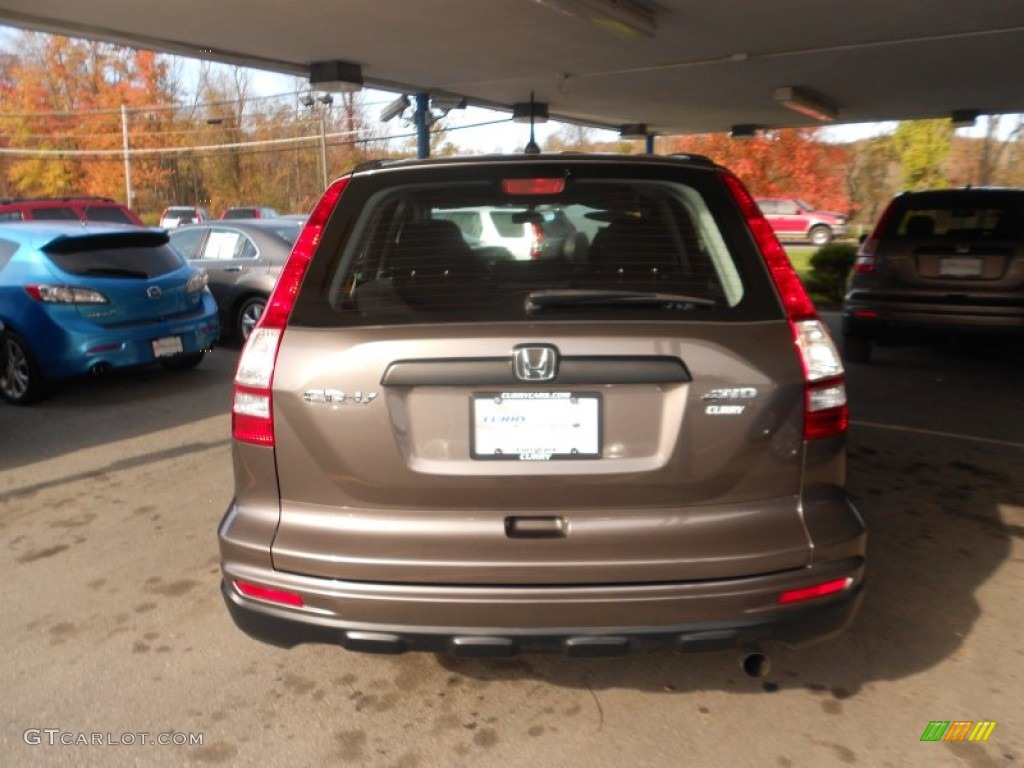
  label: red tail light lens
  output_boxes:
[721,171,847,440]
[854,253,877,274]
[855,200,896,274]
[232,175,351,446]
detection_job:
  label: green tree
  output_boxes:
[845,135,899,230]
[892,119,952,189]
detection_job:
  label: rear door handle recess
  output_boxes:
[504,516,567,539]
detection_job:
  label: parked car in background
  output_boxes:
[842,187,1024,363]
[0,223,219,404]
[160,205,212,229]
[169,219,303,340]
[756,197,848,246]
[0,196,143,226]
[435,205,579,260]
[220,206,280,220]
[219,153,865,662]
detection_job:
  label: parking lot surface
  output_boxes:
[1,320,1022,767]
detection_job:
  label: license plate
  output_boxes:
[472,392,601,460]
[151,335,184,358]
[939,256,983,277]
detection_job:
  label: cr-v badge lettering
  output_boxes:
[303,389,379,405]
[701,387,757,416]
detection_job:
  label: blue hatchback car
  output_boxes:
[0,223,220,404]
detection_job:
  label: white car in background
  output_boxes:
[435,206,578,260]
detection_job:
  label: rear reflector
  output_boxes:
[235,580,304,607]
[778,577,852,605]
[502,178,565,196]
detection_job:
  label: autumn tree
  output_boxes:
[0,32,179,208]
[668,128,852,213]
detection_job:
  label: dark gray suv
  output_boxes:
[219,154,865,663]
[843,188,1024,363]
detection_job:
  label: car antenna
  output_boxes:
[524,92,541,156]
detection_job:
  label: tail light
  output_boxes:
[720,172,847,441]
[25,285,107,304]
[232,176,351,446]
[854,237,877,273]
[855,201,896,274]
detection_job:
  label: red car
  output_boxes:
[0,196,142,226]
[756,198,848,246]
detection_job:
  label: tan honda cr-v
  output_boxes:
[219,153,866,661]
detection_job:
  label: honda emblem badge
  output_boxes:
[513,345,558,381]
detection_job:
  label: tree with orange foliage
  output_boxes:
[668,128,853,214]
[1,32,179,210]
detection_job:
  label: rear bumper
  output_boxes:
[843,294,1024,340]
[219,558,866,656]
[29,293,220,379]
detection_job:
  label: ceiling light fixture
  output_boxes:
[531,0,659,40]
[309,60,364,92]
[773,86,838,122]
[951,109,981,128]
[729,124,759,139]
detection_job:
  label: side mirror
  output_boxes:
[858,233,868,244]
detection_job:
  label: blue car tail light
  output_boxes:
[24,284,109,304]
[187,269,209,293]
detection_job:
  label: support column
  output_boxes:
[414,93,430,159]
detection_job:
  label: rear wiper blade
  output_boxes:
[79,267,149,278]
[525,288,716,313]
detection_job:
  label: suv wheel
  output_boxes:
[237,297,266,341]
[843,333,872,364]
[1,331,47,404]
[809,225,833,246]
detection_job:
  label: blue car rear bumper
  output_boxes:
[19,291,220,379]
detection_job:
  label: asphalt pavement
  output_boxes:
[1,324,1021,767]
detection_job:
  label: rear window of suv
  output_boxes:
[883,192,1023,239]
[83,205,136,224]
[292,164,779,327]
[31,207,79,221]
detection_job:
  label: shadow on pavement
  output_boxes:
[0,346,238,471]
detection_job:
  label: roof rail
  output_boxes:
[0,195,118,204]
[352,159,400,174]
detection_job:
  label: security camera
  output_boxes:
[380,94,410,123]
